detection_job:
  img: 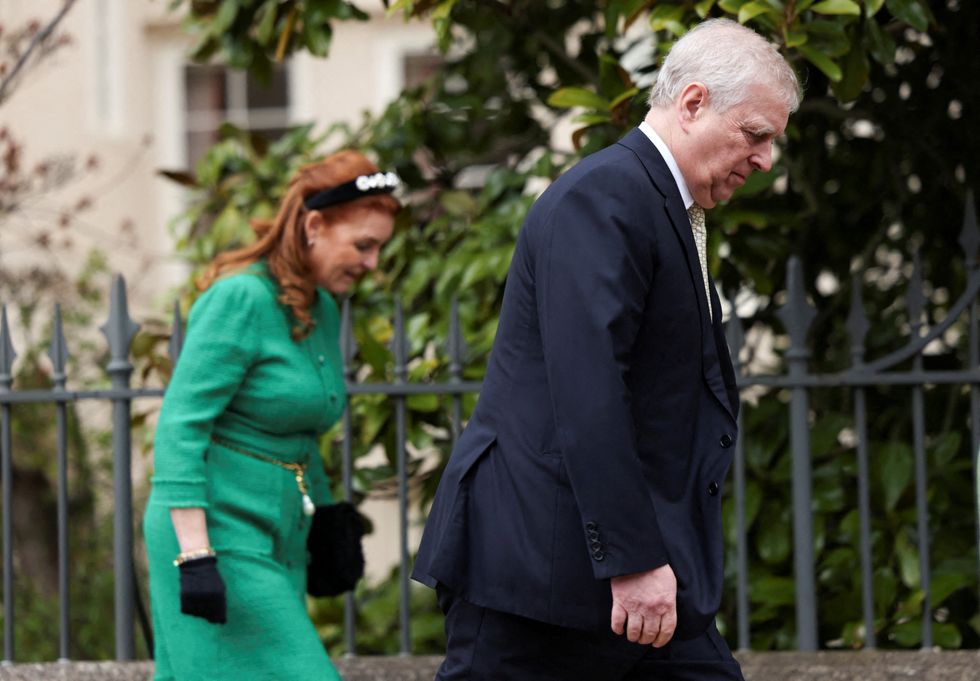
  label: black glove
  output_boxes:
[179,556,227,624]
[307,502,365,597]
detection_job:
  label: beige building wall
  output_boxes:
[2,0,435,584]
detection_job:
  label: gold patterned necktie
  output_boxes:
[687,203,713,321]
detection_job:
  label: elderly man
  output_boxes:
[413,18,801,681]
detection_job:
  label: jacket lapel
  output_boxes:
[617,130,712,331]
[618,128,736,422]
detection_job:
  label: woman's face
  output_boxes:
[304,209,395,294]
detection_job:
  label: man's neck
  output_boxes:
[640,110,694,210]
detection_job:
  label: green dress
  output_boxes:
[143,261,345,681]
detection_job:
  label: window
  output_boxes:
[183,63,292,167]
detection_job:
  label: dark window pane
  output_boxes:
[246,64,290,109]
[186,129,221,169]
[185,65,227,113]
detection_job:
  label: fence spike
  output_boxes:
[47,304,70,385]
[392,299,408,382]
[0,305,16,389]
[959,189,978,269]
[168,300,184,364]
[340,298,359,380]
[776,257,817,358]
[845,273,870,364]
[99,274,140,369]
[447,296,466,379]
[907,252,925,336]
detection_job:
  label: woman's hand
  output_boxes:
[170,507,225,623]
[178,556,227,624]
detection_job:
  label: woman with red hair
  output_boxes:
[143,150,400,680]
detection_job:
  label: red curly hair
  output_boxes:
[198,150,400,340]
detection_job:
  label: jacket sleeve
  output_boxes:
[150,276,262,508]
[534,174,669,580]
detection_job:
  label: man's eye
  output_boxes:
[355,242,373,252]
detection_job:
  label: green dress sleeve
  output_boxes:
[151,276,263,508]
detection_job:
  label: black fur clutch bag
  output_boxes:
[307,501,366,597]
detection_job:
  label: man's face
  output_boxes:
[677,85,789,209]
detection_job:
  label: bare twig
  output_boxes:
[0,0,79,107]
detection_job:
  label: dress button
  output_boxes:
[708,481,720,496]
[317,354,325,364]
[720,434,733,448]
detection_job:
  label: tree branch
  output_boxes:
[0,0,78,107]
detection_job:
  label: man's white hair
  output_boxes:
[648,18,801,114]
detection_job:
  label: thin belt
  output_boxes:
[210,435,316,516]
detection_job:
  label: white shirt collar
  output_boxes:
[638,121,695,210]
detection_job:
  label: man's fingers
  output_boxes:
[610,603,628,635]
[626,612,644,643]
[652,607,677,648]
[637,616,660,646]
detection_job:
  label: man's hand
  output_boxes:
[610,563,677,647]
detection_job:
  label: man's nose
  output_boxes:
[750,144,773,173]
[363,251,380,271]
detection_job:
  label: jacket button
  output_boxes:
[586,522,597,531]
[708,481,719,496]
[720,434,733,448]
[593,551,605,562]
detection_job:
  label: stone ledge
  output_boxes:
[1,651,979,680]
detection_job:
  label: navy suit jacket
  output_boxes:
[412,128,741,640]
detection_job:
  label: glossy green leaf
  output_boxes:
[749,576,797,606]
[573,113,613,125]
[609,87,640,111]
[784,29,808,47]
[798,44,842,81]
[695,0,717,18]
[880,442,913,511]
[738,1,776,23]
[211,0,239,35]
[934,623,963,649]
[547,87,611,111]
[810,0,861,16]
[895,532,921,588]
[865,0,886,15]
[649,3,686,32]
[793,0,818,14]
[865,19,896,65]
[885,0,930,31]
[889,620,922,647]
[831,40,870,102]
[718,0,750,14]
[407,394,440,412]
[255,1,279,45]
[756,510,791,563]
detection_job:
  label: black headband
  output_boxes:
[303,171,401,210]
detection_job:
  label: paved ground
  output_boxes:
[2,651,980,680]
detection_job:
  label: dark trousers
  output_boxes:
[435,590,744,681]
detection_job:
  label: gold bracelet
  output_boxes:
[173,547,216,566]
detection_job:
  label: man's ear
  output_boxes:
[676,82,709,129]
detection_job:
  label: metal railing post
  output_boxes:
[776,257,818,650]
[0,306,17,665]
[99,276,140,660]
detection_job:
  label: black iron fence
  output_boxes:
[0,194,978,661]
